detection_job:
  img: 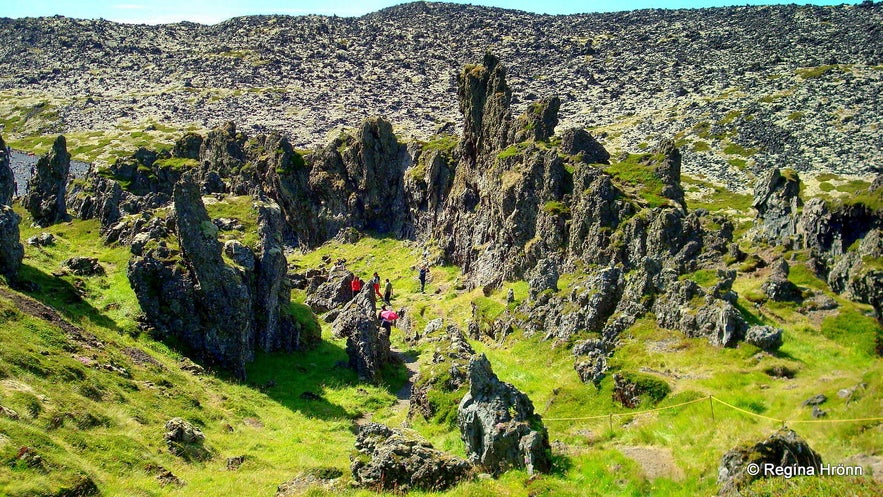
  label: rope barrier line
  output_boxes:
[709,396,786,424]
[788,417,883,424]
[544,395,707,421]
[544,395,883,426]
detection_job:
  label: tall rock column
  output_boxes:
[750,168,802,243]
[0,134,23,278]
[24,135,70,226]
[458,53,513,160]
[0,134,14,206]
[174,174,252,376]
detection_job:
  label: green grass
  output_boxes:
[2,201,882,497]
[203,195,260,249]
[603,154,668,208]
[681,174,753,214]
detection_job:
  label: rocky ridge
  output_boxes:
[1,2,882,189]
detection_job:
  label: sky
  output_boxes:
[0,0,859,24]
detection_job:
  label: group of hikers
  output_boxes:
[347,263,430,333]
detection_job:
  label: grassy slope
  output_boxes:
[1,190,881,496]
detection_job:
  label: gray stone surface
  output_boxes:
[351,423,470,492]
[23,136,70,227]
[718,429,821,495]
[457,354,551,476]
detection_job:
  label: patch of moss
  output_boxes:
[155,158,199,171]
[795,64,843,79]
[723,143,759,157]
[692,141,711,152]
[542,201,571,216]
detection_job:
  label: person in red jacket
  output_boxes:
[350,275,362,300]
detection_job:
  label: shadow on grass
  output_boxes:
[246,336,410,422]
[14,263,122,332]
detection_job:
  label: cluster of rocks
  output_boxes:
[127,173,319,378]
[350,423,471,492]
[164,417,212,461]
[751,166,882,323]
[351,352,551,491]
[70,118,411,249]
[2,4,882,187]
[0,134,24,278]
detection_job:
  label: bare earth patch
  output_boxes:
[618,445,685,481]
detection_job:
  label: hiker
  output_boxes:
[384,278,393,303]
[350,275,362,299]
[418,264,428,293]
[370,272,382,298]
[379,306,399,334]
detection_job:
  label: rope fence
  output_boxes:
[544,395,883,429]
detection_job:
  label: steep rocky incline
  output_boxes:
[1,2,881,188]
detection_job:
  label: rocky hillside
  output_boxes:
[1,1,882,189]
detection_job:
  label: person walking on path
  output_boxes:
[350,275,362,300]
[383,279,393,303]
[418,265,428,293]
[370,272,382,299]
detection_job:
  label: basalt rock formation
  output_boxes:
[0,134,14,206]
[351,423,470,492]
[750,167,802,244]
[0,135,23,278]
[332,286,392,380]
[127,174,317,377]
[23,135,70,227]
[750,168,883,323]
[457,354,551,476]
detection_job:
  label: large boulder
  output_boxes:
[24,135,70,226]
[351,423,471,492]
[745,325,784,352]
[332,287,391,380]
[457,354,552,476]
[164,417,212,461]
[761,259,801,302]
[718,428,822,495]
[558,128,609,164]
